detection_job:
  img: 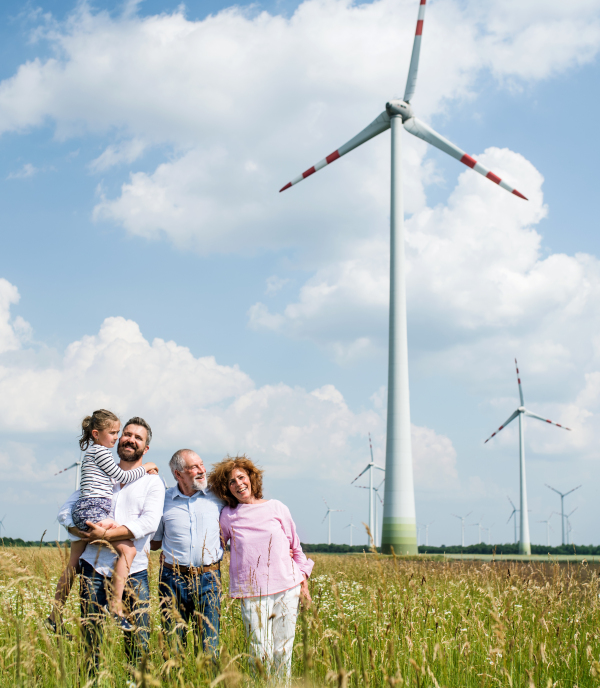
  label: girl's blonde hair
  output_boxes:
[80,409,120,450]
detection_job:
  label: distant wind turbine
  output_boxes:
[537,513,554,548]
[418,520,434,547]
[344,518,359,547]
[322,499,343,546]
[469,516,485,544]
[507,497,518,544]
[351,434,384,544]
[453,512,472,548]
[355,478,385,547]
[545,484,581,546]
[565,507,578,546]
[485,359,571,555]
[280,0,527,555]
[0,515,6,539]
[54,456,83,491]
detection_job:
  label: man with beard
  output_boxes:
[58,417,165,671]
[150,449,224,658]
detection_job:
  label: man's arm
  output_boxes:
[120,477,165,540]
[150,540,162,551]
[83,522,135,542]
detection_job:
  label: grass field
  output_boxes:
[0,545,598,687]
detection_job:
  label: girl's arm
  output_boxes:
[92,446,146,484]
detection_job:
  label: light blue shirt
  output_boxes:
[153,484,224,567]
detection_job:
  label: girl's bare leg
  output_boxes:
[110,540,137,616]
[49,539,87,624]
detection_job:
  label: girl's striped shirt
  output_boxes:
[79,444,146,498]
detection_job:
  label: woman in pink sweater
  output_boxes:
[209,455,313,680]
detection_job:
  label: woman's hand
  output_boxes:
[300,575,312,607]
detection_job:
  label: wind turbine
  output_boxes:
[537,513,554,548]
[486,523,494,545]
[344,517,359,547]
[0,515,6,539]
[279,0,527,554]
[322,499,343,546]
[351,434,385,544]
[452,512,472,548]
[545,484,581,546]
[418,520,434,547]
[54,456,83,491]
[565,507,578,546]
[507,497,518,544]
[355,478,385,547]
[469,516,485,544]
[484,359,571,555]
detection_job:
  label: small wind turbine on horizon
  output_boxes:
[351,434,385,544]
[54,456,82,491]
[322,499,343,546]
[355,477,385,547]
[418,520,434,547]
[507,497,519,544]
[485,359,571,555]
[537,513,554,548]
[565,507,578,546]
[0,515,6,539]
[453,512,472,548]
[280,0,527,554]
[469,515,485,544]
[545,484,581,546]
[344,517,359,547]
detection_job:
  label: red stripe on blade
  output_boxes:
[512,189,528,200]
[420,0,426,4]
[416,19,424,35]
[460,154,476,168]
[279,182,292,192]
[326,150,340,164]
[486,171,501,184]
[546,420,551,424]
[302,167,316,179]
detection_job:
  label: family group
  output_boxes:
[47,409,314,682]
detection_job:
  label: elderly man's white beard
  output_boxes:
[192,476,208,491]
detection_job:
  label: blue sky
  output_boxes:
[1,0,600,547]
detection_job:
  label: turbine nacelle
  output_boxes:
[386,99,413,122]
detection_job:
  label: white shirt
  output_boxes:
[58,473,165,577]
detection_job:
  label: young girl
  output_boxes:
[47,409,158,632]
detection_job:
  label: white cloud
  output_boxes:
[89,138,146,172]
[0,0,598,256]
[7,162,38,179]
[0,279,31,354]
[0,281,455,489]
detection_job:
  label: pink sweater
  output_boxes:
[220,499,314,598]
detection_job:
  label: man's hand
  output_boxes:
[300,575,312,607]
[144,462,159,475]
[84,522,134,542]
[67,526,92,541]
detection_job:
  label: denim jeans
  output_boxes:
[79,559,150,671]
[159,566,221,656]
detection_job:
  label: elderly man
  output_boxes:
[150,449,223,656]
[58,417,165,670]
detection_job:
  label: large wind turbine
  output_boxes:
[280,0,527,554]
[485,360,571,555]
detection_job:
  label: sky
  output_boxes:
[1,0,600,547]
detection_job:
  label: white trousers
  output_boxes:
[240,583,301,681]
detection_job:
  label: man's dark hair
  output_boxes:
[124,417,152,447]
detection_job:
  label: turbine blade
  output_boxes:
[515,358,525,406]
[279,111,390,192]
[403,0,427,103]
[54,462,77,476]
[484,409,519,443]
[350,464,371,484]
[524,410,571,431]
[403,117,528,200]
[374,464,385,472]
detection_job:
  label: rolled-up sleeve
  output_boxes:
[121,478,165,540]
[57,491,80,527]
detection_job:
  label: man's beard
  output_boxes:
[192,476,208,491]
[117,441,146,463]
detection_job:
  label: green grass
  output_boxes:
[0,545,599,686]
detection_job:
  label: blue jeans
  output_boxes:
[159,565,221,656]
[79,559,150,671]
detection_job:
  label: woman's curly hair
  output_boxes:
[208,455,264,508]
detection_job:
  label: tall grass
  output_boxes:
[0,544,598,686]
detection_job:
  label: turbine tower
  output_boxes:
[469,515,484,544]
[351,434,385,542]
[453,512,472,548]
[344,518,359,546]
[280,0,527,554]
[322,499,343,546]
[545,484,581,546]
[418,520,434,547]
[484,359,571,555]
